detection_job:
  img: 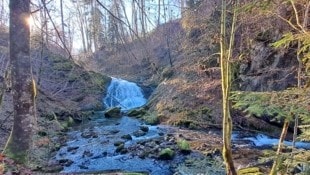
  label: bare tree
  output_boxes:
[5,0,36,164]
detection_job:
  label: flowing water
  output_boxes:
[52,78,310,174]
[104,77,147,111]
[52,78,175,174]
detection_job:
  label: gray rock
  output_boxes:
[104,107,121,118]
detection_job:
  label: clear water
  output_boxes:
[53,78,173,174]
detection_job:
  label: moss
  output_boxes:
[177,139,191,154]
[158,148,175,160]
[67,116,75,127]
[104,107,121,118]
[53,61,73,71]
[4,146,27,164]
[238,167,263,175]
[127,108,147,118]
[143,113,159,125]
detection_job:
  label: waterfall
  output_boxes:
[104,78,147,110]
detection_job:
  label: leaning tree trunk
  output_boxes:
[5,0,35,164]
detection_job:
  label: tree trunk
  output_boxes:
[60,0,66,48]
[158,0,161,25]
[270,120,289,175]
[220,0,237,174]
[5,0,35,164]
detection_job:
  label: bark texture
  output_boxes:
[5,0,35,164]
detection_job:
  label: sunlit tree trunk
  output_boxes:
[270,120,289,175]
[220,0,237,174]
[5,0,36,164]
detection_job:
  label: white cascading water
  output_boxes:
[104,77,147,110]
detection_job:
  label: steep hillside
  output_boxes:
[0,29,111,158]
[79,1,305,136]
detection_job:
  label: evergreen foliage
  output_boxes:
[231,88,310,140]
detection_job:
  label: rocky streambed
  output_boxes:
[48,78,310,175]
[49,113,225,175]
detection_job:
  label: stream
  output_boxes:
[52,78,196,174]
[52,78,310,174]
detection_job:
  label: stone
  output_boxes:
[133,130,147,137]
[58,159,74,167]
[81,131,98,138]
[83,150,93,157]
[67,146,79,152]
[121,134,132,140]
[127,108,147,117]
[140,125,149,132]
[115,144,125,153]
[78,165,89,169]
[104,107,121,118]
[143,114,159,125]
[177,140,191,154]
[158,148,175,160]
[114,141,125,146]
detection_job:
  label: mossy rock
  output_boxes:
[127,108,147,118]
[143,113,159,125]
[114,141,125,147]
[177,139,191,154]
[238,167,263,175]
[158,148,175,160]
[104,107,121,118]
[121,134,132,140]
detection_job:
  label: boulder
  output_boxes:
[177,139,191,154]
[158,148,175,160]
[127,108,147,117]
[104,107,121,118]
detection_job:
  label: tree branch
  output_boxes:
[41,0,73,60]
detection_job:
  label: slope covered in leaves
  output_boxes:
[80,1,305,135]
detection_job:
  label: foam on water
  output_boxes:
[104,78,146,110]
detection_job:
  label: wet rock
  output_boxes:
[114,141,125,146]
[109,129,120,134]
[115,143,125,153]
[104,107,121,118]
[133,130,147,137]
[158,148,175,160]
[78,165,89,169]
[67,146,79,152]
[58,159,74,167]
[140,125,149,132]
[159,132,165,136]
[127,108,147,117]
[121,134,132,140]
[81,131,98,138]
[92,152,108,159]
[83,150,93,157]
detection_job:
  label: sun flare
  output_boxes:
[26,16,34,29]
